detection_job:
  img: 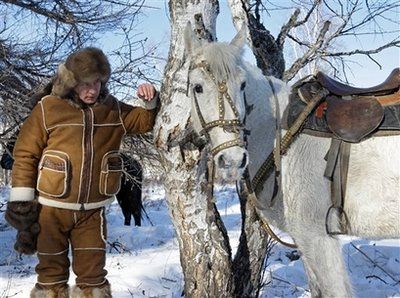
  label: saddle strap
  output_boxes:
[324,139,351,235]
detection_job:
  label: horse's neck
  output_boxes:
[243,63,289,178]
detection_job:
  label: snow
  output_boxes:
[0,184,399,297]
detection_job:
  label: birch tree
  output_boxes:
[153,1,237,296]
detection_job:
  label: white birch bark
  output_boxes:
[153,1,235,296]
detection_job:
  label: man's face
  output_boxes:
[74,79,101,105]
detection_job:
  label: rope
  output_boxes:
[252,88,329,192]
[247,189,297,248]
[246,87,329,248]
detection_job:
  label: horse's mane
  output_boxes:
[199,42,243,82]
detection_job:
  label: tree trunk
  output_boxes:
[154,1,235,296]
[227,1,277,296]
[228,0,285,79]
[232,179,270,297]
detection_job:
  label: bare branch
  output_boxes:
[277,0,322,47]
[276,0,399,81]
[277,9,300,47]
[3,0,77,24]
[0,0,162,152]
[283,20,331,81]
[350,242,400,284]
[292,0,322,27]
[323,40,400,57]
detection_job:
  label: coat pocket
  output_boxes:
[99,151,123,196]
[37,151,70,197]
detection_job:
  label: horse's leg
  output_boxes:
[290,222,353,298]
[300,260,321,298]
[117,182,132,226]
[280,136,353,297]
[132,186,142,226]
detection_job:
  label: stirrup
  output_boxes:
[325,205,349,236]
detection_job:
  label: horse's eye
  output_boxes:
[194,84,203,93]
[240,81,246,91]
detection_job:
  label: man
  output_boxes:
[5,47,159,298]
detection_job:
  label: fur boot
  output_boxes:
[71,284,112,298]
[30,285,69,298]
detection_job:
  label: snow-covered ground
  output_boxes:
[0,184,399,297]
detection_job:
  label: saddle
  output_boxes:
[282,68,400,234]
[316,68,399,97]
[325,95,384,143]
[284,68,400,143]
[252,69,399,236]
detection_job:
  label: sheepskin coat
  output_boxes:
[10,94,157,210]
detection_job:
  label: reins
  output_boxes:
[251,88,329,192]
[190,59,328,249]
[245,87,329,248]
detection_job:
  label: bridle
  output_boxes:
[189,60,245,156]
[189,60,297,248]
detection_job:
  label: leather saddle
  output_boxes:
[284,68,400,143]
[320,68,399,142]
[316,68,399,96]
[326,95,384,142]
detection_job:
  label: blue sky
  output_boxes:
[136,0,399,87]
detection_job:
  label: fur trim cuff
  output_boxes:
[30,285,69,298]
[10,187,36,202]
[71,283,111,298]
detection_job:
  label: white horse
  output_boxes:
[184,24,400,297]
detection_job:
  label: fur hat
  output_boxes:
[51,47,111,97]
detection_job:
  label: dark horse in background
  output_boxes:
[1,146,144,227]
[117,153,143,226]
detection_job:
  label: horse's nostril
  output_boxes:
[218,154,226,168]
[239,153,247,168]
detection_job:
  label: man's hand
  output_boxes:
[137,83,157,101]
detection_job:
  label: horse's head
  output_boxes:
[184,23,248,180]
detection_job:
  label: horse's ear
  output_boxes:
[230,24,247,49]
[184,21,201,55]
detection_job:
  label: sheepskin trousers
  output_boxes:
[34,205,108,291]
